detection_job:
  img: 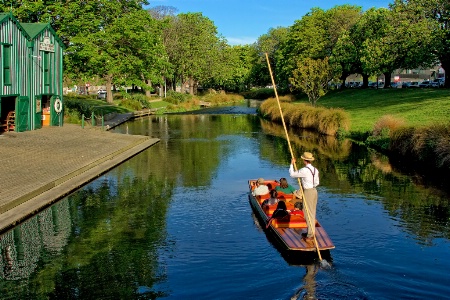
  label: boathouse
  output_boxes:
[0,12,64,133]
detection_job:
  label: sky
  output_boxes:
[147,0,392,45]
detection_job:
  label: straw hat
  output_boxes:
[301,152,315,161]
[257,178,265,184]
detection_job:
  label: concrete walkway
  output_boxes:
[0,124,159,234]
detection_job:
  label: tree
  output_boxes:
[359,6,438,87]
[162,13,223,95]
[393,0,449,87]
[251,27,289,88]
[74,10,167,103]
[280,6,360,89]
[289,57,337,106]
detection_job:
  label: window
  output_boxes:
[3,45,11,85]
[43,51,50,86]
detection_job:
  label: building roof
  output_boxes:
[20,22,65,48]
[0,12,32,40]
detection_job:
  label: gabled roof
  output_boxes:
[0,13,9,22]
[20,22,65,49]
[0,12,32,40]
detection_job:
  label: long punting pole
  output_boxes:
[264,53,326,264]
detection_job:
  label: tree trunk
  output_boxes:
[189,77,194,95]
[105,75,113,103]
[441,59,450,88]
[384,72,392,88]
[362,74,369,88]
[340,72,348,89]
[145,79,152,97]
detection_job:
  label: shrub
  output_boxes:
[390,123,450,169]
[372,115,405,137]
[241,88,275,100]
[64,98,93,118]
[165,91,193,104]
[258,100,350,136]
[318,108,350,136]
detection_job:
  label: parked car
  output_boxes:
[390,82,399,88]
[368,82,378,88]
[403,81,422,88]
[97,89,107,99]
[431,78,445,88]
[419,80,431,88]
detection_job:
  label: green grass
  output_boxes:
[314,88,450,133]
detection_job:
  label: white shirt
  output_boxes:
[289,164,319,189]
[252,184,270,196]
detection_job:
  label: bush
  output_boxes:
[372,115,405,137]
[165,91,193,105]
[64,97,93,118]
[366,115,406,151]
[241,88,276,100]
[258,100,351,136]
[390,123,450,169]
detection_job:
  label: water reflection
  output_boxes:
[0,110,448,299]
[291,264,319,300]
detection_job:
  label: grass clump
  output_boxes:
[366,115,406,151]
[258,99,350,136]
[390,123,450,169]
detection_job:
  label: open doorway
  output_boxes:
[41,95,52,126]
[1,96,16,133]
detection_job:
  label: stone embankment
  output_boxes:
[0,123,159,234]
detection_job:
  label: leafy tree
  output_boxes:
[204,44,256,92]
[289,57,337,106]
[360,6,438,87]
[393,0,449,87]
[162,12,223,95]
[73,10,167,102]
[280,6,360,89]
[252,27,289,88]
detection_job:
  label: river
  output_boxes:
[0,102,449,299]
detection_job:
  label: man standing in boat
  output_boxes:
[289,152,319,242]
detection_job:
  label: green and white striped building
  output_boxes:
[0,12,64,132]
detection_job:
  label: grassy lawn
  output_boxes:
[314,88,450,132]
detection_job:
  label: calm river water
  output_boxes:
[0,103,449,299]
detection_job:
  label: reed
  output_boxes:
[258,100,351,136]
[390,123,450,169]
[318,108,350,136]
[372,115,405,137]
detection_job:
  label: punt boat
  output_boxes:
[248,179,335,252]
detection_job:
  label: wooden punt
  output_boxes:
[248,179,335,252]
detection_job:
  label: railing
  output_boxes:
[81,105,110,130]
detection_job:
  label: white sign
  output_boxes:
[39,36,55,52]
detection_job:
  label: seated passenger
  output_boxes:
[262,189,279,208]
[266,201,289,228]
[275,178,296,194]
[252,178,270,196]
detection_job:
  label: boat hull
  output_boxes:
[248,180,335,252]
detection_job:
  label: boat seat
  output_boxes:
[256,193,270,204]
[271,214,307,228]
[276,191,294,201]
[264,201,295,215]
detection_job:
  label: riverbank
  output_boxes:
[0,124,159,234]
[258,88,450,171]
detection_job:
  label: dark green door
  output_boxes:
[35,95,42,129]
[16,97,29,132]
